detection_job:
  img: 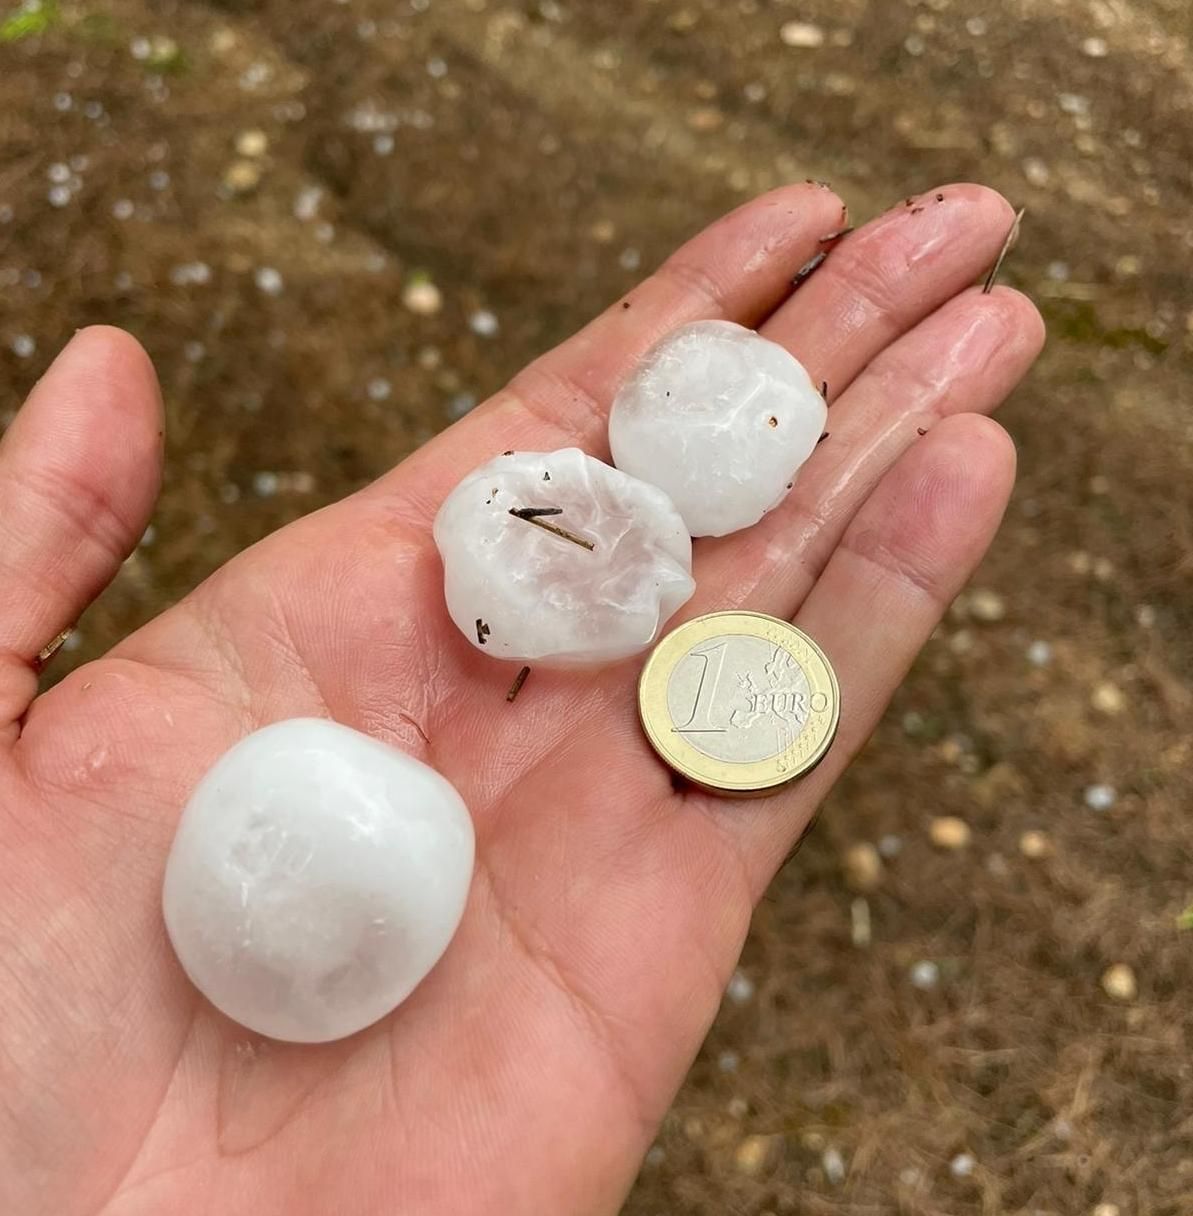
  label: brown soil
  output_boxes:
[2,1,1192,1213]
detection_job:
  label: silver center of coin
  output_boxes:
[666,633,826,764]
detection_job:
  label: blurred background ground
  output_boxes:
[2,0,1191,1212]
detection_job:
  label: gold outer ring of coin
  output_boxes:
[638,611,841,797]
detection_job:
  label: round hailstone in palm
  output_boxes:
[162,719,474,1043]
[434,447,695,665]
[609,319,827,538]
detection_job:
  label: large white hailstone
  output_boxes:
[162,719,474,1043]
[434,447,695,665]
[609,320,827,538]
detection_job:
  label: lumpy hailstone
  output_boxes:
[162,719,474,1043]
[434,447,695,664]
[609,320,827,538]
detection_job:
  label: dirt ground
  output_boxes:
[2,0,1192,1212]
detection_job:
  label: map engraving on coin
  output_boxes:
[639,612,840,795]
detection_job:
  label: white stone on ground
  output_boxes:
[609,320,826,537]
[162,719,474,1043]
[434,447,694,665]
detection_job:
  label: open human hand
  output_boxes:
[0,182,1043,1215]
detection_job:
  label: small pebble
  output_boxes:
[842,842,882,891]
[717,1050,740,1073]
[224,160,262,194]
[1084,784,1117,812]
[253,472,280,498]
[950,1152,976,1178]
[112,198,135,221]
[1101,963,1137,1002]
[1018,830,1050,859]
[254,267,284,296]
[687,106,724,132]
[644,1145,666,1167]
[469,309,499,337]
[1027,640,1053,666]
[850,898,871,948]
[403,278,443,316]
[1091,682,1126,715]
[734,1134,781,1176]
[446,392,478,420]
[170,262,212,287]
[878,834,903,859]
[910,960,939,990]
[726,970,755,1004]
[293,185,323,221]
[1023,157,1051,188]
[779,21,825,48]
[727,1096,748,1119]
[367,377,392,402]
[10,334,36,358]
[1082,36,1109,57]
[618,247,642,271]
[235,129,269,158]
[986,852,1009,878]
[822,1147,845,1185]
[968,588,1006,622]
[948,629,974,655]
[1094,1205,1121,1216]
[929,816,971,850]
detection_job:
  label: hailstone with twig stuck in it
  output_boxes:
[609,320,827,538]
[434,447,695,665]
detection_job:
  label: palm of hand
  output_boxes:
[0,183,1042,1216]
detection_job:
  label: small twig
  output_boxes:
[34,627,74,671]
[476,619,490,646]
[821,381,829,402]
[792,251,827,287]
[983,207,1026,294]
[506,665,531,703]
[509,508,594,551]
[509,506,563,519]
[818,431,830,444]
[818,226,854,245]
